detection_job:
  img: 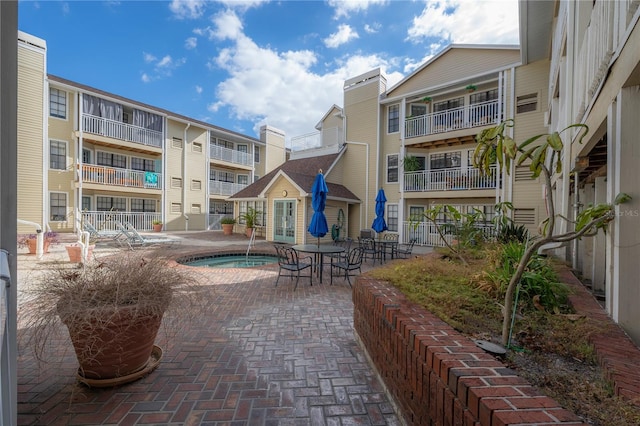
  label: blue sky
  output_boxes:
[18,0,519,143]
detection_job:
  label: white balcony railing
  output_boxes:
[209,180,248,196]
[82,164,162,190]
[405,100,500,138]
[209,144,253,166]
[290,126,343,151]
[82,114,163,148]
[402,221,496,247]
[404,166,497,192]
[82,211,161,232]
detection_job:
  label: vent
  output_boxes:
[515,165,535,181]
[514,208,536,224]
[171,203,182,214]
[191,204,202,214]
[172,137,183,149]
[193,142,203,153]
[517,93,537,113]
[191,180,202,190]
[171,177,183,188]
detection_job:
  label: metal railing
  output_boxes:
[209,180,248,196]
[290,126,343,151]
[82,211,161,232]
[0,250,13,425]
[82,164,162,189]
[82,114,163,148]
[404,166,497,192]
[405,100,500,138]
[209,144,253,166]
[403,221,496,247]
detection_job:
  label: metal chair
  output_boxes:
[359,237,382,265]
[326,238,352,264]
[382,233,399,260]
[331,247,365,287]
[396,239,417,259]
[274,245,313,290]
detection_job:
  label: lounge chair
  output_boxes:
[116,222,179,249]
[82,219,122,241]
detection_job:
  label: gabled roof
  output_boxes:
[229,152,359,202]
[315,105,343,130]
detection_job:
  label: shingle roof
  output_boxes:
[230,152,360,202]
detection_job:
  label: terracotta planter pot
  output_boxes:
[65,244,94,263]
[59,304,164,380]
[221,223,234,236]
[153,224,163,232]
[246,227,254,238]
[26,238,50,254]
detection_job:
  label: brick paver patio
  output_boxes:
[16,233,403,425]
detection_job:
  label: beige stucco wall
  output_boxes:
[17,36,46,234]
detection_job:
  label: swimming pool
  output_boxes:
[179,253,279,268]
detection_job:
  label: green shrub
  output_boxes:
[496,223,530,244]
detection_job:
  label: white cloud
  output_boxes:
[169,0,206,19]
[141,73,151,83]
[407,0,519,45]
[364,23,381,34]
[328,0,388,19]
[216,0,268,12]
[142,53,187,81]
[143,52,157,63]
[210,9,244,40]
[195,85,203,94]
[157,55,173,68]
[185,37,197,49]
[324,24,359,49]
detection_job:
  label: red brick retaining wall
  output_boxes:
[353,276,587,426]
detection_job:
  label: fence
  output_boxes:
[82,211,161,232]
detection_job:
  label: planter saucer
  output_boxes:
[77,345,163,388]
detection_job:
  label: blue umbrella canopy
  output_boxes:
[308,171,329,239]
[372,188,388,233]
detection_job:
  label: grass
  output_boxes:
[368,247,640,426]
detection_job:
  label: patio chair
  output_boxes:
[274,245,313,290]
[359,237,382,265]
[82,218,122,241]
[330,247,365,287]
[326,237,352,264]
[396,239,417,259]
[382,233,399,260]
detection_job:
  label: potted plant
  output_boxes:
[220,216,236,236]
[65,241,95,263]
[238,207,260,238]
[152,220,163,232]
[18,231,59,254]
[24,252,196,386]
[465,84,477,93]
[421,96,432,103]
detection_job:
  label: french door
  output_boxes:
[274,200,295,243]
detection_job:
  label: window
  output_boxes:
[387,204,398,232]
[212,138,234,149]
[387,154,398,183]
[237,144,248,153]
[237,175,249,185]
[254,175,260,183]
[130,157,155,172]
[49,140,66,170]
[131,198,156,212]
[81,196,91,211]
[410,104,427,117]
[50,192,67,221]
[171,177,183,188]
[210,201,233,214]
[97,152,126,168]
[239,201,266,226]
[172,137,183,149]
[430,151,461,169]
[49,88,66,119]
[517,93,538,113]
[433,97,464,129]
[191,180,202,190]
[96,196,126,211]
[470,89,499,104]
[254,146,260,163]
[171,203,182,214]
[82,149,91,164]
[388,105,399,133]
[192,142,203,153]
[408,206,424,222]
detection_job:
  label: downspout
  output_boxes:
[507,68,515,208]
[183,123,190,230]
[42,75,49,231]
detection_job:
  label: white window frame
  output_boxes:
[254,146,261,163]
[387,104,400,134]
[49,139,68,170]
[386,154,399,183]
[49,87,67,120]
[49,191,68,222]
[387,204,398,232]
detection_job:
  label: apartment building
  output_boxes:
[521,0,640,345]
[17,31,283,236]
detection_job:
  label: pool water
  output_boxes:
[183,255,279,268]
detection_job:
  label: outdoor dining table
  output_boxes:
[292,244,346,284]
[377,239,398,262]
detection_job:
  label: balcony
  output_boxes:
[404,166,497,192]
[82,114,163,148]
[209,180,248,196]
[83,211,161,232]
[402,221,495,247]
[209,145,253,167]
[290,126,343,151]
[405,100,500,139]
[82,164,162,190]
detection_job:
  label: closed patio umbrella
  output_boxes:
[308,170,329,246]
[372,188,388,234]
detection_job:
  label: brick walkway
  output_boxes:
[16,234,403,425]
